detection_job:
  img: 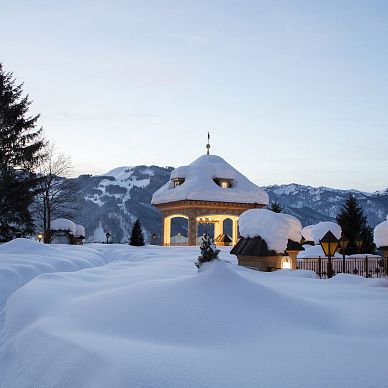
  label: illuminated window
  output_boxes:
[172,178,185,188]
[214,178,232,188]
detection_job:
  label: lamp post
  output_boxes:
[338,235,349,273]
[105,232,111,244]
[356,238,363,253]
[38,233,43,243]
[320,231,339,278]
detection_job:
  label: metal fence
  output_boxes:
[297,256,388,279]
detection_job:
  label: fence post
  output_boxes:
[318,256,322,278]
[365,255,369,278]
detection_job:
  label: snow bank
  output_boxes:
[152,154,269,205]
[0,239,108,308]
[239,209,302,253]
[1,244,388,388]
[51,218,77,235]
[297,244,342,259]
[374,216,388,248]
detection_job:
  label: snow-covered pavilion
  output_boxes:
[152,150,269,246]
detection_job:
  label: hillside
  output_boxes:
[69,166,388,242]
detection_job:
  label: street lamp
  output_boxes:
[338,235,349,273]
[105,232,111,244]
[38,233,43,243]
[356,238,363,253]
[320,231,339,278]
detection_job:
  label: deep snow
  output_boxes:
[1,240,388,388]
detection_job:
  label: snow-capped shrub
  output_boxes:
[195,232,220,269]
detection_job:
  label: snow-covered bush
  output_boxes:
[195,232,220,269]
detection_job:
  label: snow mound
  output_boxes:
[302,222,341,244]
[51,218,77,235]
[301,224,314,242]
[298,244,342,259]
[1,260,335,388]
[0,239,109,308]
[374,218,388,248]
[239,209,302,253]
[152,154,269,205]
[75,224,86,237]
[311,222,341,243]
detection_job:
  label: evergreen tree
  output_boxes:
[129,218,145,246]
[195,232,220,269]
[0,63,45,241]
[269,202,284,213]
[336,194,375,254]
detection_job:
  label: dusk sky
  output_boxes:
[1,0,387,191]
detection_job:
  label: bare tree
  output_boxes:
[32,144,79,243]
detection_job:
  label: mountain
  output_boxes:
[70,166,388,243]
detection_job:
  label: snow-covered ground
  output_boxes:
[1,240,388,387]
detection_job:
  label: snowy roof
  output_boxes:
[50,219,77,235]
[238,209,302,254]
[374,215,388,248]
[152,155,269,205]
[75,224,86,238]
[302,222,342,244]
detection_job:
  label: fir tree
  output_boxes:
[269,201,284,213]
[195,232,220,269]
[129,219,145,246]
[336,194,375,254]
[0,63,45,241]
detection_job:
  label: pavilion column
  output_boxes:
[232,218,238,246]
[163,216,171,246]
[187,212,198,246]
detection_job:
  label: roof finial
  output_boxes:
[206,131,210,155]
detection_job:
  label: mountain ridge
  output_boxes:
[69,165,388,243]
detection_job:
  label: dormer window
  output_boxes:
[214,178,233,188]
[172,178,185,188]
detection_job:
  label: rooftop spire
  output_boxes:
[206,131,210,155]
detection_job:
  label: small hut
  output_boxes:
[50,219,85,245]
[230,209,303,271]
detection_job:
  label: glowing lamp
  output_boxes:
[319,230,339,278]
[38,233,43,243]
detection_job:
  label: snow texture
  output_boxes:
[302,222,342,244]
[239,209,302,253]
[1,241,388,387]
[50,218,77,235]
[151,154,269,205]
[374,216,388,248]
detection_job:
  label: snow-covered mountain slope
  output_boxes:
[70,167,388,243]
[266,183,388,226]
